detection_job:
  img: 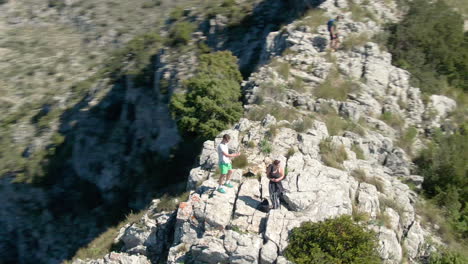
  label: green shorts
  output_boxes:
[219,163,232,175]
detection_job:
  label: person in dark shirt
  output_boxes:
[267,160,285,209]
[327,15,344,51]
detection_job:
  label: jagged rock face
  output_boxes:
[98,0,460,263]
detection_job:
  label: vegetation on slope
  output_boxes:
[285,215,381,264]
[388,0,468,93]
[170,51,243,139]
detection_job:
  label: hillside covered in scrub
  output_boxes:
[0,0,467,263]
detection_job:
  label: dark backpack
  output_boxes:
[257,199,270,213]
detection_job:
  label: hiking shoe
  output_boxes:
[217,187,226,194]
[224,182,234,188]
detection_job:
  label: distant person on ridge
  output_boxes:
[217,134,240,194]
[267,159,285,209]
[328,15,344,51]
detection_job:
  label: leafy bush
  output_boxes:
[349,0,377,22]
[428,246,468,264]
[414,127,468,239]
[387,0,468,92]
[284,215,381,264]
[170,51,243,139]
[168,22,196,46]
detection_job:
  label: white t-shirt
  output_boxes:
[217,142,231,164]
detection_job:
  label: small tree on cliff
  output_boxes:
[170,51,243,139]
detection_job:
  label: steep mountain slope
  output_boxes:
[73,0,464,264]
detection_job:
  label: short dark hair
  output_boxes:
[223,134,231,141]
[273,160,280,165]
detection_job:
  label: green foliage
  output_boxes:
[170,51,243,139]
[169,6,185,21]
[232,154,248,169]
[205,0,253,26]
[415,127,468,239]
[387,0,468,92]
[284,215,381,264]
[428,246,468,264]
[319,138,348,170]
[168,22,196,46]
[246,141,256,148]
[259,139,272,154]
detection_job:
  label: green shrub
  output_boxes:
[168,22,196,46]
[232,154,248,169]
[284,215,381,264]
[414,127,468,239]
[170,51,243,139]
[169,6,185,21]
[387,0,468,92]
[246,141,256,148]
[319,139,348,170]
[259,139,272,154]
[428,246,468,264]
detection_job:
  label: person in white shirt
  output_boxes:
[217,134,240,193]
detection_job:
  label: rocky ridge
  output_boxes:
[75,0,458,264]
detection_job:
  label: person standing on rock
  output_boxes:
[327,15,343,51]
[267,160,285,209]
[217,134,240,194]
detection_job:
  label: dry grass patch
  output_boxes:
[314,69,360,101]
[295,9,327,31]
[319,138,348,170]
[341,33,371,51]
[64,210,146,263]
[351,169,384,192]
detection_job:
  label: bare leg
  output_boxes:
[219,174,226,186]
[226,169,233,182]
